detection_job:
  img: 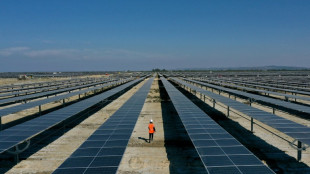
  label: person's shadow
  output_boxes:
[138,137,149,142]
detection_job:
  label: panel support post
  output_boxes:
[251,117,254,132]
[204,95,206,102]
[78,94,81,99]
[7,140,31,164]
[272,108,275,114]
[227,106,230,117]
[62,99,65,106]
[213,99,216,108]
[0,117,2,131]
[39,105,42,115]
[14,146,20,163]
[298,141,302,161]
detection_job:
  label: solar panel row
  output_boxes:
[53,77,154,174]
[0,78,97,94]
[228,78,310,95]
[0,78,110,98]
[172,78,310,159]
[185,79,310,115]
[0,79,115,105]
[241,77,310,90]
[161,77,274,174]
[0,77,145,154]
[208,78,310,95]
[0,79,78,91]
[198,78,310,102]
[0,78,132,118]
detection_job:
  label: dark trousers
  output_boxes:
[149,133,154,142]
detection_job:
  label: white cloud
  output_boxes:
[24,49,79,57]
[0,47,30,56]
[0,47,83,59]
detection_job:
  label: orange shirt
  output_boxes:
[148,123,155,133]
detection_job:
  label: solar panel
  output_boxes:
[229,78,310,95]
[0,79,116,105]
[172,78,310,155]
[199,78,310,102]
[0,78,101,97]
[0,78,131,118]
[0,77,146,154]
[53,77,154,174]
[0,78,95,95]
[161,77,274,174]
[185,79,310,115]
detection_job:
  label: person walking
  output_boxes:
[148,119,156,143]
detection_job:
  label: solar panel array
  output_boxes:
[0,80,70,91]
[0,78,144,154]
[0,78,111,99]
[216,78,310,94]
[161,77,274,174]
[230,78,310,94]
[0,79,115,105]
[53,77,154,174]
[171,78,310,147]
[185,79,310,115]
[0,78,131,118]
[204,78,310,98]
[0,78,95,94]
[198,78,310,102]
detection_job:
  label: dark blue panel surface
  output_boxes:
[161,77,274,174]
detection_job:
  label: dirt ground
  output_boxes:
[2,79,147,173]
[117,78,171,173]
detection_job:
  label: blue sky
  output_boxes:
[0,0,310,71]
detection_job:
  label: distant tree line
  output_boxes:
[152,68,167,72]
